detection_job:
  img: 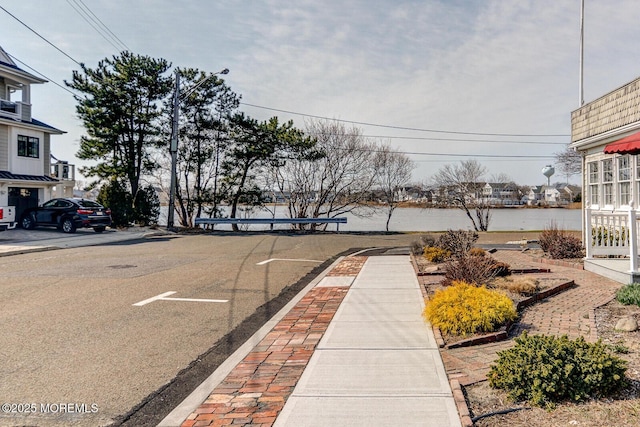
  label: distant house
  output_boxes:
[569,75,640,283]
[542,184,581,205]
[482,182,520,205]
[394,185,433,204]
[0,45,74,221]
[525,186,544,205]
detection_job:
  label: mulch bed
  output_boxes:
[412,253,575,348]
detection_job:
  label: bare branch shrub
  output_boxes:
[436,229,479,257]
[443,253,511,286]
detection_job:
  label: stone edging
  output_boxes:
[533,256,584,270]
[443,280,575,350]
[451,379,473,427]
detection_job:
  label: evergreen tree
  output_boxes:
[221,114,317,231]
[67,52,173,217]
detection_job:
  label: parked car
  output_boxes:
[20,198,112,233]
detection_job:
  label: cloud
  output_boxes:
[3,0,640,184]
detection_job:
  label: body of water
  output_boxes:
[161,206,581,232]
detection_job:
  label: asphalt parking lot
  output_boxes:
[0,229,418,426]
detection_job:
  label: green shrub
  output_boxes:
[133,184,160,226]
[443,253,511,285]
[436,229,479,257]
[488,332,627,408]
[616,283,640,306]
[424,281,517,336]
[98,179,133,227]
[423,246,451,263]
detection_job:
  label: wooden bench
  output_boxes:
[194,217,347,231]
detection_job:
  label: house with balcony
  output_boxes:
[482,182,521,205]
[570,76,640,284]
[0,45,74,221]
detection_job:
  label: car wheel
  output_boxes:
[61,218,77,233]
[21,215,35,230]
[93,226,106,233]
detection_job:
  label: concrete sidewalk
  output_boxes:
[169,254,462,427]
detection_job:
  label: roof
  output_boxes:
[29,118,65,134]
[0,45,47,84]
[0,45,16,66]
[0,116,65,134]
[0,171,58,182]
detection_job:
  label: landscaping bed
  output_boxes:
[458,282,640,427]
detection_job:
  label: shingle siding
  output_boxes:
[571,77,640,143]
[21,103,31,122]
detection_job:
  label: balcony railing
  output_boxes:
[51,162,75,181]
[0,98,21,120]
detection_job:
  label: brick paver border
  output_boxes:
[182,257,363,427]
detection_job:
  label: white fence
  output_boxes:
[586,205,639,271]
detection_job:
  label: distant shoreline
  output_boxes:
[259,202,582,210]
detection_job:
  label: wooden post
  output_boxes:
[629,201,638,272]
[585,202,592,259]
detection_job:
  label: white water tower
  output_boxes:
[542,165,555,186]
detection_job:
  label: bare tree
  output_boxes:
[274,120,378,229]
[374,144,415,231]
[555,148,582,183]
[432,159,491,231]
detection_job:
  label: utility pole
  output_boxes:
[167,70,180,230]
[579,0,585,106]
[166,68,229,230]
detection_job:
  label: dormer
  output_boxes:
[0,45,47,122]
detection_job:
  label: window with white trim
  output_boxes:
[588,161,599,206]
[618,155,631,206]
[602,158,614,206]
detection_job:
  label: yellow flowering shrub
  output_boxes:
[423,246,451,263]
[424,281,517,336]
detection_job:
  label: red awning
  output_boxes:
[604,131,640,155]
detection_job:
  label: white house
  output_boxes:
[482,182,520,205]
[569,76,640,283]
[0,45,74,221]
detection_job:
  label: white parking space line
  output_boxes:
[256,258,323,265]
[133,291,176,306]
[133,292,228,306]
[162,297,229,303]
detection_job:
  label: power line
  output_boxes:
[366,148,554,160]
[66,0,122,52]
[405,152,555,159]
[0,5,82,66]
[240,102,570,138]
[66,0,130,52]
[76,0,130,50]
[8,54,79,97]
[414,158,554,163]
[308,133,567,145]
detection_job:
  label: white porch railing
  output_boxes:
[51,162,75,181]
[585,203,639,271]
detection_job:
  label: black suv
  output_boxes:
[20,198,112,233]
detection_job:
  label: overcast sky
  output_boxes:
[2,0,639,186]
